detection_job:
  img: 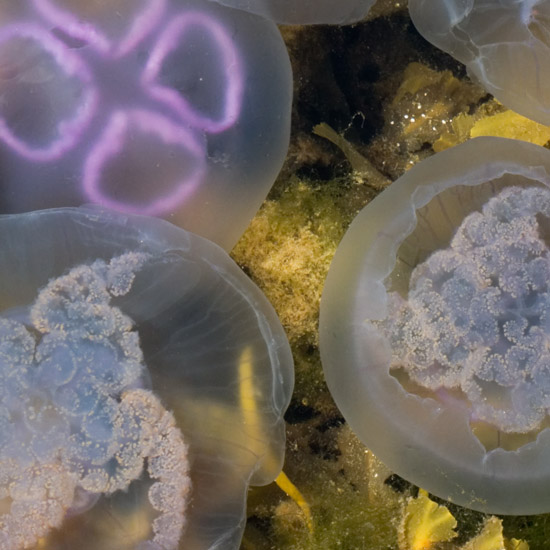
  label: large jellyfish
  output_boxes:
[408,0,550,126]
[0,0,292,250]
[0,205,293,549]
[320,137,550,514]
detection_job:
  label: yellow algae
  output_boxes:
[434,104,550,152]
[237,345,286,478]
[275,471,313,533]
[433,112,477,152]
[397,491,531,550]
[236,344,313,533]
[461,517,505,550]
[389,62,471,152]
[392,62,465,107]
[390,62,484,136]
[369,61,486,177]
[462,517,529,550]
[238,346,258,419]
[398,489,457,550]
[508,540,530,550]
[470,110,550,145]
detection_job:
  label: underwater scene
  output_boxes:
[2,0,550,548]
[240,0,550,548]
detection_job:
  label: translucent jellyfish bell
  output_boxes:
[408,0,550,125]
[0,206,293,549]
[320,137,550,514]
[0,0,292,251]
[210,0,375,24]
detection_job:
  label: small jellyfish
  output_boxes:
[210,0,375,24]
[0,206,293,549]
[408,0,550,125]
[320,136,550,514]
[0,0,292,251]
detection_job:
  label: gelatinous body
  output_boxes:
[0,0,292,250]
[0,253,190,550]
[320,137,550,514]
[211,0,375,24]
[409,0,550,125]
[0,206,293,548]
[383,186,550,434]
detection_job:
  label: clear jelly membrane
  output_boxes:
[320,137,550,514]
[0,205,293,549]
[409,0,550,126]
[0,0,292,250]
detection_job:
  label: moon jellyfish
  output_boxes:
[0,0,292,251]
[210,0,375,24]
[320,137,550,514]
[0,206,293,549]
[408,0,550,125]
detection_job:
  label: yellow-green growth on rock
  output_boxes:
[399,489,457,550]
[232,180,350,345]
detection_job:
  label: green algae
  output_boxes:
[243,425,402,550]
[232,179,352,346]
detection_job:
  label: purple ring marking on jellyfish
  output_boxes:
[31,0,167,58]
[142,11,244,134]
[0,23,97,162]
[83,109,207,216]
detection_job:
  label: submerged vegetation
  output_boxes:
[233,0,550,548]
